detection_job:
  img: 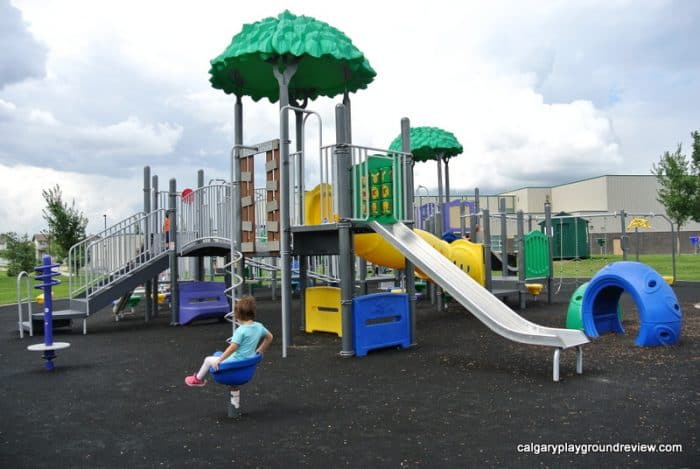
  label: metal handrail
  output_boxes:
[16,271,33,338]
[68,209,168,305]
[178,184,233,253]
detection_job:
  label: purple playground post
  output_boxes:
[27,255,70,370]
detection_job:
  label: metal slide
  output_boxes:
[369,221,589,380]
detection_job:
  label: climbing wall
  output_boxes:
[240,153,256,253]
[261,148,280,254]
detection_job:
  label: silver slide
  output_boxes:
[370,221,589,350]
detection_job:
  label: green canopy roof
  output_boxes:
[389,126,463,163]
[209,10,376,103]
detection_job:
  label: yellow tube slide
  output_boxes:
[305,184,485,285]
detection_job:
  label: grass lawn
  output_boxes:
[0,273,72,306]
[553,254,700,281]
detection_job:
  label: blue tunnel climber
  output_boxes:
[581,261,682,346]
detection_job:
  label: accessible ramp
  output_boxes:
[369,221,589,381]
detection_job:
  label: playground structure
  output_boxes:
[14,10,687,384]
[11,111,588,380]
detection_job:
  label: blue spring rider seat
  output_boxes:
[209,351,263,386]
[209,352,263,418]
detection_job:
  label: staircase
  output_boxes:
[52,209,169,331]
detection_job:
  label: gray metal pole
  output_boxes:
[295,107,308,330]
[444,157,450,203]
[195,169,204,281]
[460,201,466,238]
[499,198,507,277]
[470,214,478,242]
[517,210,526,309]
[483,208,492,292]
[436,156,444,235]
[168,178,179,325]
[620,210,628,261]
[345,93,367,296]
[545,202,553,304]
[401,118,417,346]
[670,220,676,280]
[143,166,152,322]
[151,174,159,316]
[233,95,244,296]
[274,63,298,357]
[335,104,355,357]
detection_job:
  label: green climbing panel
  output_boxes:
[524,230,550,279]
[353,155,403,224]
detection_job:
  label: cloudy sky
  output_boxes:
[1,0,698,235]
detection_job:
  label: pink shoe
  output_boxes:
[185,374,206,387]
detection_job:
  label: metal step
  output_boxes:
[30,309,88,335]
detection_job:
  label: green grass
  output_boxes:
[1,254,697,306]
[0,273,72,306]
[553,254,700,281]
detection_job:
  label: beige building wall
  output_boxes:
[604,175,665,214]
[551,177,608,212]
[499,175,700,239]
[501,187,551,213]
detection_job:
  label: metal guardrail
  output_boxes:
[68,209,167,303]
[16,271,33,338]
[178,183,233,252]
[314,144,409,224]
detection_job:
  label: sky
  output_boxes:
[1,0,698,236]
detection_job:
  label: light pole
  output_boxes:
[103,214,107,231]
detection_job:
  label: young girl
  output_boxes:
[185,295,273,391]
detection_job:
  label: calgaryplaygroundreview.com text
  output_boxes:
[517,442,683,456]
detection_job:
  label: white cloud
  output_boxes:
[1,0,697,235]
[0,99,183,170]
[0,163,142,235]
[74,116,183,157]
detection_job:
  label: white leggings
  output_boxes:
[196,356,221,381]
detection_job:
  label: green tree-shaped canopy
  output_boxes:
[209,10,376,103]
[389,126,463,163]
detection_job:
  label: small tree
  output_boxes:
[0,233,36,277]
[42,185,88,262]
[691,130,700,222]
[652,140,698,253]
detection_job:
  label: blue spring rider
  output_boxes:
[27,255,71,370]
[209,352,263,418]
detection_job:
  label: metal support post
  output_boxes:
[335,104,355,357]
[545,202,553,304]
[517,210,526,309]
[483,208,492,292]
[401,117,417,346]
[169,178,179,325]
[275,63,298,357]
[151,175,159,316]
[143,166,152,322]
[195,169,204,281]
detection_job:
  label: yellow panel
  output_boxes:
[304,286,342,337]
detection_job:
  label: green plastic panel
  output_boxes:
[353,155,403,223]
[524,230,551,279]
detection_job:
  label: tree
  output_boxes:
[0,233,36,277]
[651,137,698,253]
[691,130,700,222]
[42,185,88,262]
